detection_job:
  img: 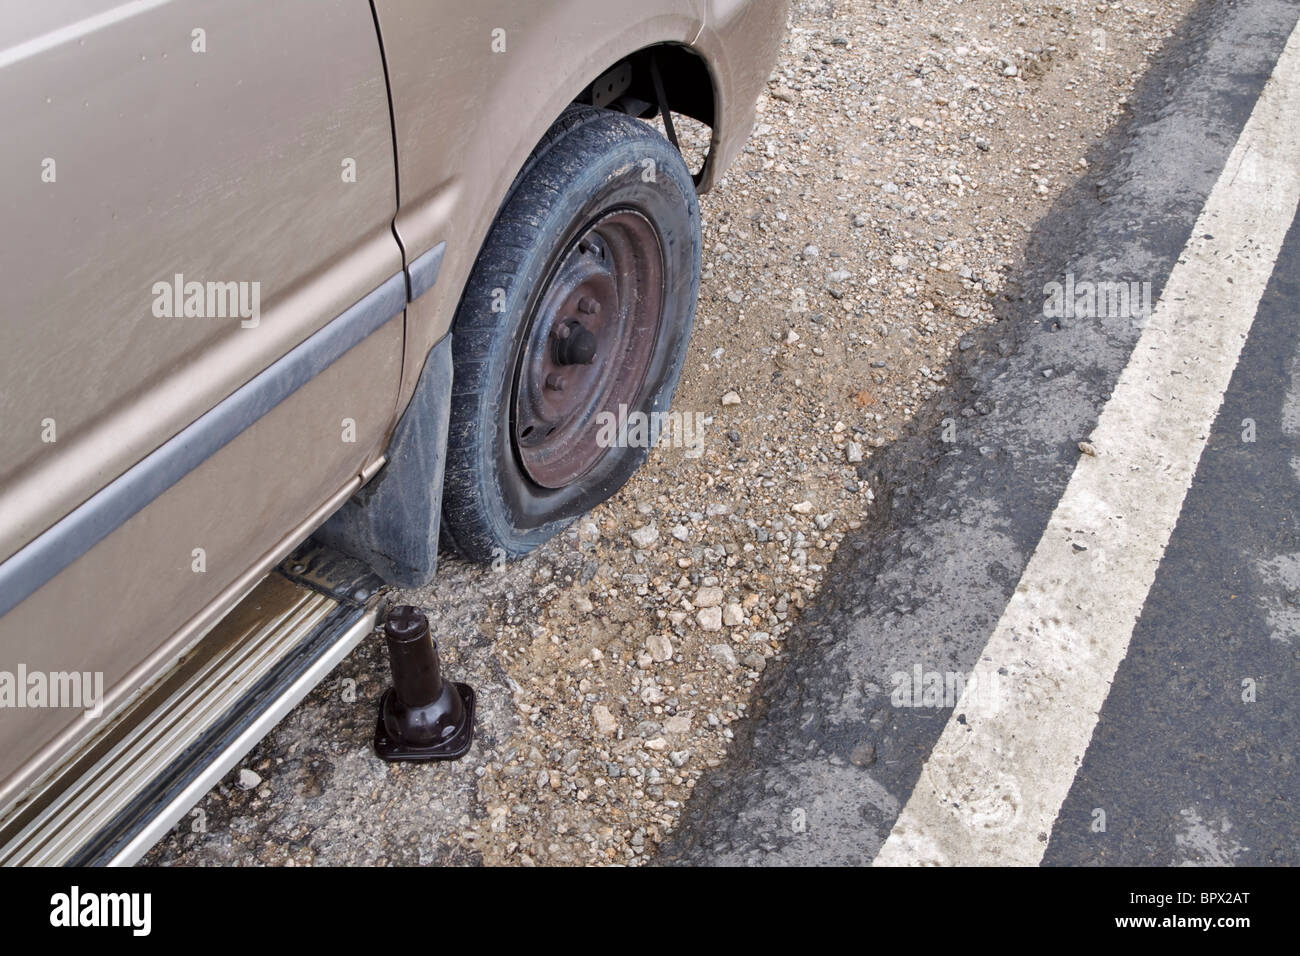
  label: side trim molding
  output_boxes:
[0,272,408,619]
[407,241,446,301]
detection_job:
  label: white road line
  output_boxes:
[874,22,1300,867]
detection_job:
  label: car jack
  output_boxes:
[374,605,475,762]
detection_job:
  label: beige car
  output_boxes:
[0,1,786,864]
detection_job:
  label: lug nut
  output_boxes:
[545,373,566,391]
[578,296,600,315]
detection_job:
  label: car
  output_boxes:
[0,0,787,865]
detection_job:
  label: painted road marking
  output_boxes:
[874,21,1300,866]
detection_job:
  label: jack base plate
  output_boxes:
[373,683,475,762]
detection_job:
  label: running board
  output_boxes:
[0,542,386,867]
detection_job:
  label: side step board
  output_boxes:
[0,542,385,866]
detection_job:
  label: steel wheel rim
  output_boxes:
[511,209,665,489]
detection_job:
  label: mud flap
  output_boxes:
[314,335,453,588]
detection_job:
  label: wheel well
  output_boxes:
[572,44,716,184]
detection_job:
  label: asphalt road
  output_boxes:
[660,0,1300,866]
[1044,195,1300,866]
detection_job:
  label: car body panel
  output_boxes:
[0,316,401,811]
[0,0,402,801]
[0,0,401,561]
[693,0,790,191]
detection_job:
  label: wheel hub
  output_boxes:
[551,318,598,366]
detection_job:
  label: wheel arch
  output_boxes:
[569,43,720,185]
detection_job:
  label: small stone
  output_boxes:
[723,604,744,627]
[791,501,814,515]
[647,634,673,662]
[236,768,262,791]
[709,643,739,670]
[802,244,819,260]
[694,586,725,608]
[721,390,742,406]
[1078,441,1098,457]
[630,524,659,548]
[592,705,618,737]
[664,714,692,735]
[846,441,864,463]
[697,607,723,631]
[850,741,877,767]
[814,513,834,531]
[643,736,668,752]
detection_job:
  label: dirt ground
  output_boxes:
[147,0,1196,866]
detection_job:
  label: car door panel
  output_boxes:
[0,0,404,799]
[0,0,400,560]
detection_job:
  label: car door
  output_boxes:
[0,0,404,804]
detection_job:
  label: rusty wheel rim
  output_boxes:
[511,209,665,489]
